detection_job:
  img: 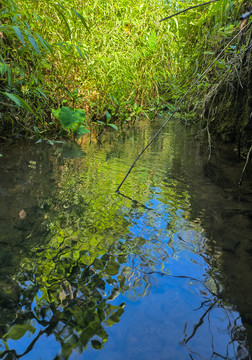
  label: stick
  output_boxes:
[238,144,252,199]
[116,25,248,194]
[159,0,219,23]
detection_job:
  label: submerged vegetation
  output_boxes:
[0,0,249,141]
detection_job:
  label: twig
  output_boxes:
[238,144,252,199]
[116,26,248,194]
[239,11,252,21]
[206,118,212,161]
[184,300,217,344]
[159,0,219,23]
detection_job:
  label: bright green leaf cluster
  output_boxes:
[52,106,90,135]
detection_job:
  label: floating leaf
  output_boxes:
[19,209,27,219]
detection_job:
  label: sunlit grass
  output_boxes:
[1,0,239,136]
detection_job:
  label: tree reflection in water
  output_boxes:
[0,125,251,359]
[0,198,250,360]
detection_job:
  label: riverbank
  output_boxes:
[0,0,244,142]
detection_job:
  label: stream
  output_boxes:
[0,118,251,360]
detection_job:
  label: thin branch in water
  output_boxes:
[184,300,217,344]
[206,117,212,161]
[194,299,212,311]
[141,270,218,298]
[116,26,247,194]
[238,144,252,200]
[116,190,161,214]
[159,0,219,22]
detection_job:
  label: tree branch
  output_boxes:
[159,0,219,23]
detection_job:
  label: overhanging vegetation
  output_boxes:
[0,0,245,140]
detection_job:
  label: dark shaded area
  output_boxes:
[206,149,252,350]
[203,24,252,153]
[191,142,252,351]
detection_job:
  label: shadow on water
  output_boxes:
[0,119,251,359]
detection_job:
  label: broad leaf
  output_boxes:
[76,125,89,135]
[4,322,36,341]
[51,107,61,120]
[55,106,86,131]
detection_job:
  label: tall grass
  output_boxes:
[0,0,241,137]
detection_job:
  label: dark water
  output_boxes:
[0,119,251,360]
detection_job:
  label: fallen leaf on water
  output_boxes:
[19,209,27,219]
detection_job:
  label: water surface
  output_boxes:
[0,119,251,360]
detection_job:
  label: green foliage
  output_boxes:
[52,106,89,135]
[0,0,242,138]
[3,322,36,341]
[1,92,34,113]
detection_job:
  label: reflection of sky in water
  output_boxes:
[95,187,248,360]
[3,185,248,360]
[0,129,250,360]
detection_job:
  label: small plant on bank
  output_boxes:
[51,106,89,137]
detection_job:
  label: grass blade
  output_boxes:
[2,92,34,113]
[27,35,41,55]
[72,9,90,33]
[75,45,84,59]
[0,62,12,87]
[12,25,25,45]
[36,33,54,55]
[54,5,72,40]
